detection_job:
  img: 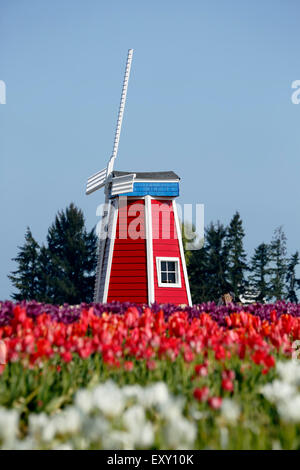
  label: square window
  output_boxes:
[167,272,176,283]
[167,261,176,272]
[156,258,181,288]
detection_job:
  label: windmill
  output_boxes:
[86,50,192,305]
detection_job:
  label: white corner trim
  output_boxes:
[172,200,193,306]
[103,198,119,303]
[156,256,182,288]
[145,195,155,304]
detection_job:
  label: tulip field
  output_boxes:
[1,300,300,449]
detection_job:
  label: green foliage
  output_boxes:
[286,251,300,303]
[188,221,230,303]
[36,245,53,303]
[248,243,271,302]
[8,228,40,301]
[9,204,97,304]
[188,241,209,304]
[225,212,248,299]
[204,221,230,301]
[268,226,288,301]
[186,215,299,304]
[45,203,97,304]
[181,222,203,267]
[0,352,298,450]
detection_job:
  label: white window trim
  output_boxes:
[156,257,182,288]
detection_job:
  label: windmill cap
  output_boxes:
[112,171,180,181]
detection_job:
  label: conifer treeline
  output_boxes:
[186,213,300,303]
[8,204,97,304]
[8,204,300,304]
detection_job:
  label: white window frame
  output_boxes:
[156,257,182,288]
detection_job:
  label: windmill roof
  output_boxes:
[113,171,180,180]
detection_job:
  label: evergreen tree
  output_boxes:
[181,222,203,267]
[286,251,300,303]
[188,242,208,304]
[181,222,195,267]
[268,226,288,301]
[46,203,97,305]
[36,245,52,303]
[225,212,248,299]
[204,221,230,302]
[248,243,271,302]
[8,228,40,301]
[9,204,97,304]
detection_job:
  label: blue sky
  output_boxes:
[1,0,299,300]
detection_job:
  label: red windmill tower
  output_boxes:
[86,50,192,306]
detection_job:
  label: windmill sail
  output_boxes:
[85,49,134,196]
[86,168,107,195]
[111,173,136,196]
[107,48,134,178]
[85,49,134,302]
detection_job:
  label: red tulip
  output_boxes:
[270,310,277,323]
[195,363,208,377]
[222,369,235,381]
[193,386,210,402]
[184,349,195,363]
[61,351,72,363]
[124,361,134,371]
[221,378,234,392]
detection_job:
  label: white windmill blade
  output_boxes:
[86,167,107,195]
[88,49,134,303]
[111,173,136,196]
[107,49,134,177]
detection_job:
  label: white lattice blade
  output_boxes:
[106,49,134,177]
[87,167,107,183]
[86,167,107,195]
[86,180,106,195]
[111,173,136,196]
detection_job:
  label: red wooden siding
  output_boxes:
[107,199,148,303]
[151,199,188,305]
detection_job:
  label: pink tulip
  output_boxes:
[208,396,222,409]
[0,340,7,365]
